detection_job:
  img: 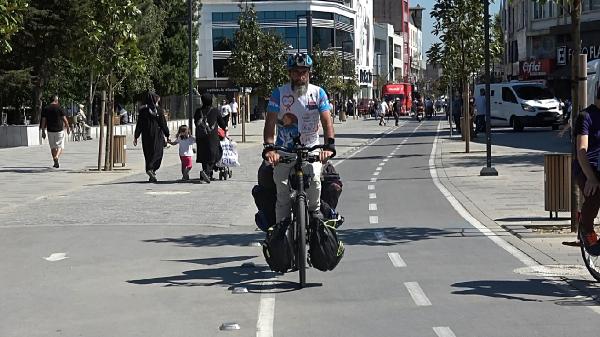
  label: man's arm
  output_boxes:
[63,116,70,134]
[263,112,277,144]
[320,110,334,141]
[40,117,47,139]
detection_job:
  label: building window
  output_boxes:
[313,27,333,49]
[558,0,564,15]
[213,28,236,51]
[533,2,546,18]
[213,59,228,77]
[394,44,402,59]
[548,1,554,17]
[591,0,600,10]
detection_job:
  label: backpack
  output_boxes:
[321,162,343,209]
[252,184,276,232]
[309,218,345,271]
[262,219,294,273]
[196,108,216,138]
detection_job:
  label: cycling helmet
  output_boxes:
[287,53,313,69]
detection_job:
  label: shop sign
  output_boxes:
[359,69,373,84]
[519,59,555,79]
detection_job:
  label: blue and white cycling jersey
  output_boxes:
[267,83,330,149]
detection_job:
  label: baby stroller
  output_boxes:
[215,128,238,180]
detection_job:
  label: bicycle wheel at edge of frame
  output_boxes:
[578,231,600,282]
[296,195,307,288]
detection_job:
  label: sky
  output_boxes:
[416,0,502,60]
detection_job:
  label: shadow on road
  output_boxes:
[0,166,53,173]
[471,128,571,153]
[143,232,264,247]
[452,279,594,305]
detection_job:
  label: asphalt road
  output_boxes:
[1,117,599,337]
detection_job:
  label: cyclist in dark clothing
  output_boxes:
[134,92,170,182]
[575,85,600,255]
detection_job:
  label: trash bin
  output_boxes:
[544,153,571,218]
[113,135,127,167]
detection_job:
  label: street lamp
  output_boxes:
[339,40,353,122]
[480,0,498,176]
[375,52,382,98]
[296,13,313,55]
[187,0,194,132]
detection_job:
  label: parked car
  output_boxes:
[474,82,563,131]
[358,99,373,116]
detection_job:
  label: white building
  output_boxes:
[408,6,425,83]
[197,0,374,100]
[373,22,404,96]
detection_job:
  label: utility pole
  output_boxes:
[188,0,194,133]
[480,0,498,176]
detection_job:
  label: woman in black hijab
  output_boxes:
[134,91,170,182]
[194,93,227,183]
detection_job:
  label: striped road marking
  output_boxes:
[369,203,378,211]
[369,193,377,199]
[373,171,380,176]
[369,216,379,224]
[256,294,275,337]
[368,185,375,190]
[370,177,378,182]
[433,327,457,337]
[404,282,432,306]
[387,252,407,267]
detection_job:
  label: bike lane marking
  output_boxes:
[433,326,457,337]
[369,203,377,211]
[256,293,275,337]
[404,282,432,306]
[368,185,375,190]
[387,252,407,268]
[369,193,377,199]
[369,216,379,224]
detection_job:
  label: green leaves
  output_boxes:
[0,0,28,53]
[311,45,343,96]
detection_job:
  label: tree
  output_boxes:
[491,13,503,79]
[225,4,262,88]
[311,45,343,96]
[0,0,28,54]
[254,30,288,99]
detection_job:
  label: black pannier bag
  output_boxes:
[321,162,343,210]
[309,218,345,271]
[262,219,294,273]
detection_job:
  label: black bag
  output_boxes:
[321,162,343,209]
[309,219,345,271]
[196,108,216,138]
[252,185,276,232]
[262,220,294,273]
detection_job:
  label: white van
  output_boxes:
[474,82,562,131]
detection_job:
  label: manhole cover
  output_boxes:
[513,264,588,277]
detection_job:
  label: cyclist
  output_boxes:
[575,84,600,255]
[263,52,335,225]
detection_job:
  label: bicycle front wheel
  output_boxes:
[296,195,307,288]
[579,231,600,281]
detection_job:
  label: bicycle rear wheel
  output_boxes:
[579,231,600,281]
[296,195,307,288]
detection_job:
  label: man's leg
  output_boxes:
[304,160,322,214]
[273,161,294,223]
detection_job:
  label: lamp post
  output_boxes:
[480,0,498,176]
[339,40,353,122]
[296,13,313,55]
[375,52,382,99]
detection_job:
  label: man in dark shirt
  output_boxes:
[40,95,69,168]
[575,85,600,254]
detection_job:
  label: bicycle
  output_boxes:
[578,230,600,281]
[262,142,336,288]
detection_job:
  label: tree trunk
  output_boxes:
[98,91,106,171]
[32,81,43,125]
[570,0,582,232]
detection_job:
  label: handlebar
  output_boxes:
[262,144,336,163]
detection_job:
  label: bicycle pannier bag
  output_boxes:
[309,219,345,271]
[262,220,294,273]
[321,162,343,209]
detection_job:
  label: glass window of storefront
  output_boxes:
[213,59,228,77]
[213,28,237,51]
[314,27,334,49]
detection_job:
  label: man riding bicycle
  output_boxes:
[263,52,335,226]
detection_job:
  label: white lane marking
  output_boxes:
[369,193,377,199]
[333,126,399,167]
[369,216,379,224]
[433,327,457,337]
[374,231,386,242]
[373,171,380,176]
[386,155,393,158]
[378,162,385,166]
[44,253,68,262]
[387,252,407,267]
[369,203,378,211]
[429,121,600,316]
[404,282,432,306]
[368,185,375,190]
[256,294,275,337]
[383,159,389,162]
[370,178,378,182]
[145,191,190,195]
[376,167,382,171]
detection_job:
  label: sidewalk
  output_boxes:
[434,121,600,286]
[0,117,392,215]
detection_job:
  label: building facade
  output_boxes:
[373,0,412,81]
[373,22,404,97]
[501,0,600,97]
[198,0,375,100]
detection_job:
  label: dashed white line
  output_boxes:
[383,158,389,162]
[376,167,382,171]
[387,252,407,267]
[433,327,457,337]
[369,216,379,224]
[256,294,275,337]
[369,203,378,211]
[404,282,432,306]
[369,193,377,199]
[373,171,380,176]
[378,162,385,166]
[368,185,375,190]
[386,155,393,158]
[370,178,378,182]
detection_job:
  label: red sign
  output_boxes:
[519,59,555,79]
[382,84,405,95]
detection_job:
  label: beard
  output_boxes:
[292,79,308,96]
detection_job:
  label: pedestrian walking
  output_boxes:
[169,125,196,181]
[392,98,400,126]
[452,94,463,133]
[377,99,388,126]
[40,95,70,168]
[194,93,228,183]
[230,97,239,127]
[134,91,170,183]
[220,99,231,127]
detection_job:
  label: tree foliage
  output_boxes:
[225,5,263,87]
[311,45,343,96]
[427,0,484,88]
[0,0,28,54]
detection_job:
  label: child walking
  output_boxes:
[169,125,195,180]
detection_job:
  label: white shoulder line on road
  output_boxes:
[433,326,457,337]
[256,292,275,337]
[429,121,600,315]
[387,252,407,267]
[333,126,399,167]
[404,282,432,306]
